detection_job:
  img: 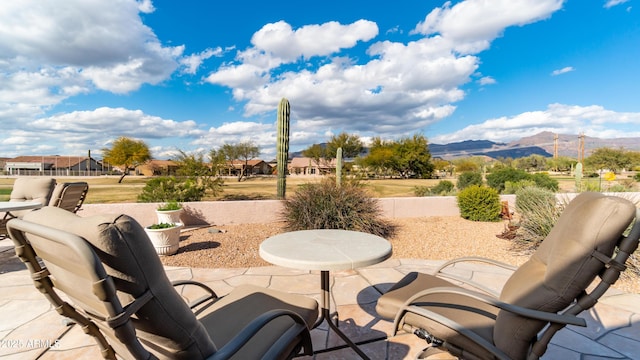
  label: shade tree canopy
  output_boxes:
[102,136,151,183]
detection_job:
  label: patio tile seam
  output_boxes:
[590,312,635,342]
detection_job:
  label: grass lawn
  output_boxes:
[0,174,633,203]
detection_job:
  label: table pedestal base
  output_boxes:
[313,270,370,360]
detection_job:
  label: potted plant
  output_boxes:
[144,222,182,256]
[156,201,183,225]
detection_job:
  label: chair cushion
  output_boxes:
[197,284,319,359]
[376,272,499,359]
[23,207,216,359]
[9,178,56,217]
[495,192,636,359]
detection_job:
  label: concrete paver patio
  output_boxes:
[1,237,639,359]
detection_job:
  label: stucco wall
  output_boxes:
[79,195,518,227]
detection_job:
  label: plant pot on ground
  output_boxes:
[156,201,183,225]
[144,222,183,256]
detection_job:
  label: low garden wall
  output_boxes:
[79,195,517,227]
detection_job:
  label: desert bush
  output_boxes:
[515,186,562,245]
[413,186,431,197]
[531,173,559,191]
[431,180,455,195]
[415,180,455,196]
[486,168,558,193]
[503,179,536,194]
[457,171,483,190]
[486,168,530,193]
[456,185,502,222]
[138,176,206,202]
[281,177,394,237]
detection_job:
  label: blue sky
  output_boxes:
[0,0,638,160]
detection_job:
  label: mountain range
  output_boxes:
[430,131,640,160]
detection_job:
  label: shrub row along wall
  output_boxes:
[79,195,518,227]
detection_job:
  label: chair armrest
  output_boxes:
[208,309,312,360]
[400,286,586,327]
[171,280,218,309]
[433,257,518,297]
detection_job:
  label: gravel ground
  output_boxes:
[160,216,639,294]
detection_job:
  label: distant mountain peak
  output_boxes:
[430,131,640,159]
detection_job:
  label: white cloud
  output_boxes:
[0,107,201,157]
[478,76,497,85]
[412,0,563,53]
[604,0,630,8]
[0,0,185,125]
[431,104,640,144]
[249,20,378,62]
[205,0,563,141]
[137,0,155,13]
[179,47,224,75]
[551,66,575,76]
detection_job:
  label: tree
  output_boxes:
[102,136,151,183]
[357,137,395,177]
[220,141,260,181]
[513,154,548,172]
[326,132,363,158]
[302,143,332,172]
[391,134,434,178]
[547,156,576,172]
[453,158,480,173]
[175,150,224,196]
[584,147,631,173]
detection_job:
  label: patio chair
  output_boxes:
[7,206,319,360]
[0,177,56,239]
[376,192,640,360]
[48,181,89,213]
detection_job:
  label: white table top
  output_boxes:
[0,201,43,212]
[260,229,392,271]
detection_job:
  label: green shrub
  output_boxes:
[457,171,483,190]
[634,173,640,182]
[486,168,558,193]
[515,186,562,245]
[138,176,206,202]
[414,186,431,197]
[157,200,181,211]
[414,180,455,196]
[531,173,559,192]
[486,168,530,193]
[147,222,176,229]
[503,179,536,194]
[456,185,502,222]
[431,180,455,195]
[607,184,633,192]
[281,177,394,237]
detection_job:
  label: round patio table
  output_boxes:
[260,229,392,359]
[0,201,44,213]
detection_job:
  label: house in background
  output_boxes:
[4,156,106,175]
[289,157,336,175]
[136,160,180,176]
[225,159,273,176]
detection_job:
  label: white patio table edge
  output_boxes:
[260,229,392,359]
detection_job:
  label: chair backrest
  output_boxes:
[494,192,638,359]
[9,177,56,205]
[11,207,216,359]
[48,182,89,213]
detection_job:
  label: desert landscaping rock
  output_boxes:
[160,216,639,294]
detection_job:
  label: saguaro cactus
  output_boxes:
[336,147,343,187]
[575,162,583,192]
[276,98,290,199]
